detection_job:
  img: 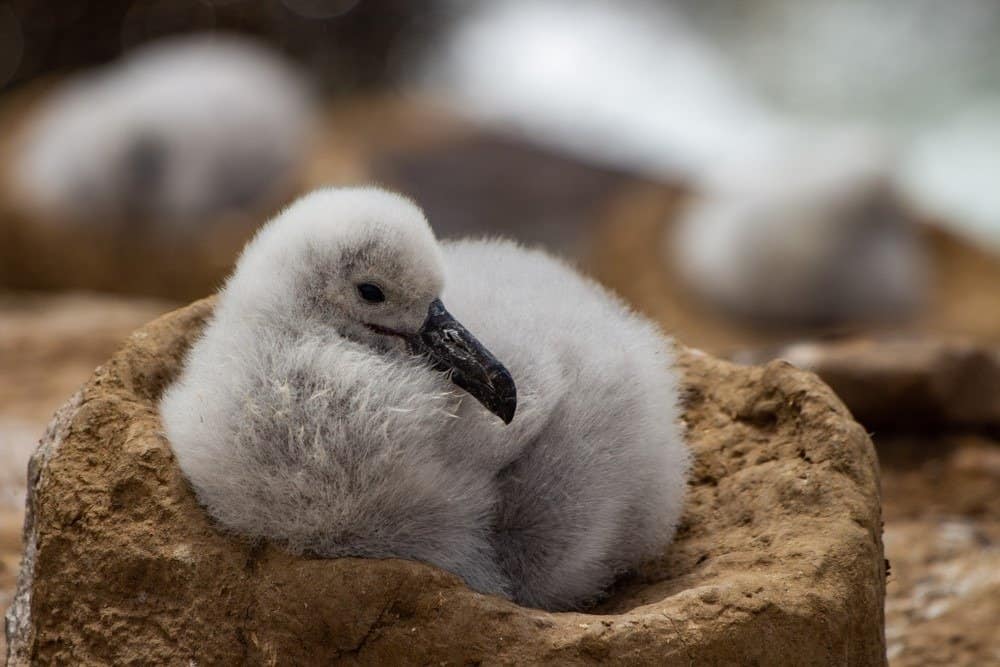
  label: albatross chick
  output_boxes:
[161,187,688,611]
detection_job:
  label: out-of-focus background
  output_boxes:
[0,2,998,663]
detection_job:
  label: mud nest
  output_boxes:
[6,300,885,665]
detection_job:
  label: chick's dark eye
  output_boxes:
[357,283,385,303]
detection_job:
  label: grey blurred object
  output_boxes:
[898,99,1000,249]
[13,34,314,223]
[671,132,928,326]
[426,0,1000,251]
[677,0,1000,249]
[676,0,1000,124]
[421,0,784,177]
[422,0,950,327]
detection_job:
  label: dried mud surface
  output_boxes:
[6,299,884,665]
[735,340,1000,665]
[0,291,175,659]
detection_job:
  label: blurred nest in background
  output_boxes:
[589,183,1000,353]
[0,0,453,300]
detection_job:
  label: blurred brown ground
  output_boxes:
[880,435,1000,665]
[1,92,999,665]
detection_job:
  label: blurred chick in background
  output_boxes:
[671,132,927,327]
[14,34,314,224]
[423,0,940,330]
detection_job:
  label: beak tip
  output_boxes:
[493,371,517,425]
[498,402,516,425]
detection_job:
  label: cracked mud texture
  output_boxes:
[6,299,885,665]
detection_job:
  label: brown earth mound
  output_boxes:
[734,338,1000,666]
[6,300,885,665]
[0,291,177,659]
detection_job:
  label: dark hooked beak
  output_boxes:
[406,299,517,424]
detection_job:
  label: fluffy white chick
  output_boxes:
[161,187,688,611]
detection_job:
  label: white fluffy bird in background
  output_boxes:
[15,34,313,223]
[160,187,688,611]
[671,133,928,326]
